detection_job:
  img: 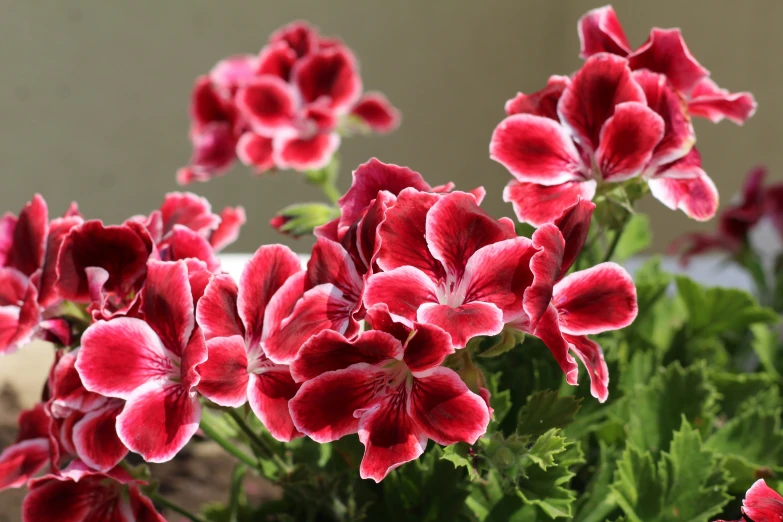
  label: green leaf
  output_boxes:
[517,390,582,438]
[710,371,780,418]
[485,371,512,429]
[751,323,782,377]
[611,420,731,522]
[613,363,719,454]
[614,214,652,261]
[706,408,783,491]
[527,429,569,470]
[675,276,779,338]
[574,442,620,522]
[516,439,584,519]
[441,443,478,480]
[479,329,525,358]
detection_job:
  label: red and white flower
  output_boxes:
[77,260,208,463]
[578,5,756,124]
[195,244,304,442]
[364,189,554,348]
[522,199,637,402]
[22,460,165,522]
[491,52,719,225]
[717,479,783,522]
[180,21,400,183]
[289,309,490,482]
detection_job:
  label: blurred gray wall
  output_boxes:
[0,0,780,252]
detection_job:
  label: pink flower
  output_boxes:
[289,308,489,482]
[717,479,783,522]
[195,245,304,442]
[22,461,165,522]
[491,53,718,225]
[0,267,40,355]
[0,404,50,491]
[76,260,208,462]
[179,21,400,183]
[364,190,553,348]
[522,199,638,402]
[578,5,756,124]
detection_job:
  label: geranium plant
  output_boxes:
[2,6,781,522]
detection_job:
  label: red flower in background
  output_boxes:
[77,260,208,462]
[671,166,783,264]
[22,461,165,522]
[717,479,783,522]
[179,21,400,183]
[196,245,304,442]
[0,405,50,491]
[289,307,489,482]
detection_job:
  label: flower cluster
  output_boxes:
[490,5,757,226]
[671,165,783,264]
[178,21,400,184]
[718,479,783,522]
[0,192,244,520]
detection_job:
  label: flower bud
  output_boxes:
[270,203,339,238]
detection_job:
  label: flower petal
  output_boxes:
[290,364,382,443]
[209,54,258,93]
[519,224,565,332]
[0,439,50,490]
[197,335,249,407]
[577,5,631,58]
[564,334,609,403]
[426,192,515,280]
[595,101,665,182]
[503,179,596,229]
[291,329,403,382]
[293,46,362,113]
[409,367,490,445]
[38,216,83,308]
[237,132,275,173]
[463,238,537,322]
[505,75,570,119]
[554,262,637,335]
[688,78,757,125]
[240,244,302,348]
[490,114,584,185]
[553,198,596,277]
[4,194,48,277]
[339,158,431,231]
[350,92,401,133]
[534,305,579,385]
[273,132,340,171]
[557,53,645,153]
[236,76,296,134]
[257,41,297,80]
[375,189,443,280]
[196,274,243,341]
[628,28,709,94]
[78,318,171,399]
[364,267,438,324]
[649,150,719,221]
[247,369,302,442]
[116,382,201,463]
[190,76,236,128]
[417,301,504,349]
[184,122,238,179]
[72,401,128,472]
[56,221,149,303]
[741,479,783,521]
[263,283,353,364]
[141,260,195,356]
[307,238,363,298]
[358,390,427,483]
[158,192,220,237]
[159,226,220,272]
[403,323,455,374]
[209,206,247,252]
[633,70,695,166]
[50,349,107,415]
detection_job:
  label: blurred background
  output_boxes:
[0,0,779,253]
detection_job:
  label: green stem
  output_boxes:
[602,227,625,263]
[199,415,258,469]
[320,180,342,205]
[226,409,292,474]
[228,464,247,522]
[152,493,208,522]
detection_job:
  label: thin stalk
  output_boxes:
[320,181,342,205]
[226,409,292,474]
[602,227,625,263]
[151,493,208,522]
[228,464,247,522]
[199,415,258,469]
